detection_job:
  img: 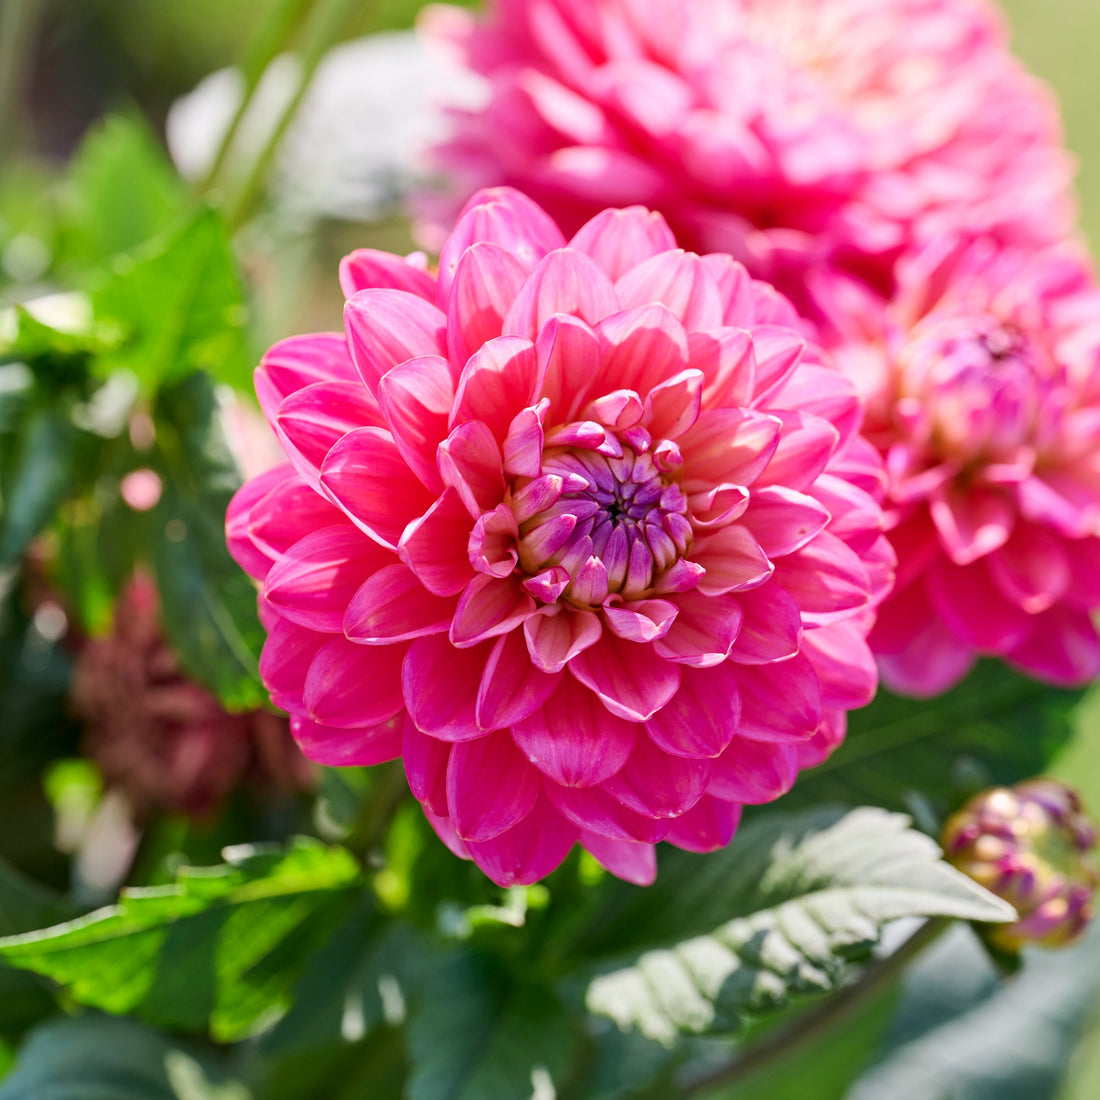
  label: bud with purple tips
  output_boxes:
[943,779,1099,952]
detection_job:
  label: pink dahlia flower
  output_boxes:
[72,574,312,819]
[419,0,1073,330]
[838,237,1100,696]
[227,188,892,886]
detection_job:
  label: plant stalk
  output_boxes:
[679,917,951,1097]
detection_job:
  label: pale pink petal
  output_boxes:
[742,486,831,558]
[692,526,773,596]
[595,304,690,398]
[678,409,782,491]
[377,355,456,492]
[644,369,704,440]
[524,605,603,673]
[690,328,756,410]
[756,410,840,491]
[447,242,529,364]
[447,730,542,841]
[501,248,620,340]
[438,420,507,515]
[340,249,436,300]
[568,206,677,281]
[451,336,539,442]
[748,326,807,403]
[450,574,536,647]
[398,487,475,596]
[929,483,1015,566]
[616,250,724,331]
[535,314,603,421]
[344,289,447,395]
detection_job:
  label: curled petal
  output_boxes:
[450,574,536,648]
[399,487,475,597]
[524,606,603,673]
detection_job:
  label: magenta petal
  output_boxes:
[692,526,773,596]
[344,289,447,395]
[377,355,456,493]
[729,584,803,664]
[652,591,743,668]
[927,559,1032,652]
[616,250,724,332]
[255,333,358,426]
[227,464,295,581]
[708,738,799,804]
[439,420,507,515]
[403,719,450,815]
[547,782,670,843]
[568,206,677,281]
[339,248,436,300]
[477,630,561,730]
[424,809,471,860]
[663,795,742,854]
[447,242,529,365]
[602,598,678,643]
[303,637,407,729]
[929,483,1014,566]
[344,564,457,643]
[800,623,879,710]
[986,524,1070,614]
[1007,606,1100,687]
[450,574,536,648]
[259,616,325,713]
[735,654,823,743]
[771,531,870,617]
[602,735,711,819]
[524,606,603,673]
[742,486,831,558]
[264,524,394,632]
[511,675,636,786]
[276,381,385,490]
[580,831,657,886]
[570,631,681,721]
[756,411,839,491]
[451,336,539,443]
[645,663,740,759]
[248,477,344,561]
[291,713,403,767]
[447,730,542,842]
[403,635,494,741]
[398,487,475,597]
[320,427,436,549]
[463,792,577,887]
[502,248,620,341]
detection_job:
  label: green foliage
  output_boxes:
[787,662,1082,821]
[0,839,361,1042]
[0,1015,253,1100]
[94,207,250,390]
[580,808,1012,1044]
[151,372,266,710]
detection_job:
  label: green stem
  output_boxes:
[222,0,361,231]
[350,761,411,858]
[197,0,315,196]
[0,0,45,161]
[679,918,951,1097]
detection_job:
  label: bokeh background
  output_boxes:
[2,1,1100,1095]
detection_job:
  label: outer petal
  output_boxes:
[570,631,681,721]
[291,713,403,767]
[663,796,742,853]
[227,464,297,581]
[255,333,358,426]
[1007,607,1100,687]
[403,635,494,741]
[447,730,542,842]
[447,242,529,365]
[580,831,657,886]
[303,637,407,729]
[501,248,620,341]
[602,735,712,819]
[377,355,456,492]
[463,792,577,887]
[645,663,741,759]
[344,564,457,643]
[568,206,678,282]
[476,630,562,730]
[340,249,436,300]
[344,289,447,395]
[708,738,799,804]
[735,653,823,743]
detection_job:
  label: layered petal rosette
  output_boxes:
[841,238,1100,695]
[227,188,892,886]
[419,0,1073,330]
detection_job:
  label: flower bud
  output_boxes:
[943,779,1099,951]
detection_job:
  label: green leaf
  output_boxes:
[582,807,1013,1044]
[151,372,266,710]
[847,922,1100,1100]
[0,1015,253,1100]
[407,951,579,1100]
[63,113,188,268]
[0,838,361,1042]
[93,207,249,390]
[787,662,1082,819]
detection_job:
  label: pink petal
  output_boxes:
[403,719,450,815]
[1060,538,1100,611]
[771,531,870,617]
[1018,472,1100,538]
[689,328,756,410]
[800,623,879,710]
[602,598,678,643]
[403,635,494,741]
[756,411,840,491]
[653,591,743,668]
[535,313,603,421]
[987,524,1070,614]
[344,564,457,643]
[464,792,577,887]
[547,783,670,843]
[424,809,471,861]
[438,420,507,516]
[503,400,549,479]
[450,574,536,648]
[729,584,803,664]
[1007,606,1100,687]
[255,333,358,426]
[708,738,799,804]
[580,832,657,886]
[339,249,436,300]
[748,326,806,402]
[437,187,566,302]
[735,653,823,743]
[678,409,782,491]
[226,464,295,581]
[602,735,711,819]
[616,250,724,332]
[512,675,636,786]
[570,631,681,721]
[247,476,344,562]
[692,526,773,596]
[451,336,539,443]
[303,637,407,728]
[344,289,447,395]
[398,487,475,597]
[596,303,690,399]
[320,428,436,549]
[524,606,603,673]
[276,380,385,490]
[568,206,677,282]
[447,242,529,365]
[263,524,394,632]
[770,364,861,447]
[447,730,542,842]
[291,713,403,767]
[644,369,704,441]
[477,630,562,730]
[502,248,620,341]
[876,607,976,698]
[927,559,1033,652]
[663,795,742,853]
[929,483,1014,566]
[259,616,325,713]
[468,503,519,578]
[742,486,831,558]
[645,663,740,759]
[377,355,456,492]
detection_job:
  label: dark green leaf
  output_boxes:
[407,951,579,1100]
[0,838,361,1042]
[580,808,1013,1044]
[151,372,265,710]
[93,207,249,390]
[0,1015,253,1100]
[787,662,1082,819]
